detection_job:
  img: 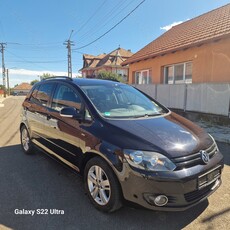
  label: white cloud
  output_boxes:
[160,21,184,31]
[0,68,80,87]
[9,68,68,76]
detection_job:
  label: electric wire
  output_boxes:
[74,0,145,50]
[77,0,130,43]
[73,0,107,36]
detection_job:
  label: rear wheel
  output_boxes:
[20,125,33,154]
[84,157,122,212]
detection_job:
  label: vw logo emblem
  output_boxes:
[200,150,209,164]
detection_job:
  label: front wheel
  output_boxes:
[20,125,33,154]
[84,157,122,212]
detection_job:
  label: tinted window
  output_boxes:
[35,83,55,107]
[51,84,82,111]
[30,85,40,104]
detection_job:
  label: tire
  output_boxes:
[84,157,122,212]
[20,125,33,154]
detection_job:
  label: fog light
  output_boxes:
[154,195,168,206]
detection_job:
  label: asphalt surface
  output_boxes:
[0,96,229,230]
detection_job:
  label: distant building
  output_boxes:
[13,83,32,95]
[80,47,133,81]
[0,89,4,97]
[122,4,230,85]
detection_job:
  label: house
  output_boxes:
[13,83,32,95]
[80,47,133,81]
[122,4,230,85]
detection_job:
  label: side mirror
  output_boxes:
[60,107,83,120]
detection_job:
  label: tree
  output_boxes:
[38,73,54,80]
[96,70,124,82]
[30,79,39,85]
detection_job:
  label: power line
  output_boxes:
[73,0,107,36]
[5,49,51,69]
[77,0,130,43]
[74,0,145,50]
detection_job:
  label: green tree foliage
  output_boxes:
[38,73,54,80]
[96,70,124,82]
[30,79,39,85]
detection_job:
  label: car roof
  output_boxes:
[40,77,123,86]
[73,78,123,86]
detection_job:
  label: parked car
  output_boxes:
[20,77,224,212]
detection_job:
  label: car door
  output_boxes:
[25,82,56,144]
[44,83,84,168]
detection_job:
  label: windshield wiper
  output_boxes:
[133,113,163,118]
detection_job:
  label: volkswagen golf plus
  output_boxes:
[20,77,224,212]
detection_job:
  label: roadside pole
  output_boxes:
[7,69,10,96]
[0,43,7,98]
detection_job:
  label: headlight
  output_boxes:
[124,150,176,172]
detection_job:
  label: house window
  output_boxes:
[164,62,192,84]
[135,69,150,84]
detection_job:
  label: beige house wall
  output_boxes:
[128,37,230,84]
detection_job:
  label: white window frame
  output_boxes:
[135,69,150,84]
[164,62,192,84]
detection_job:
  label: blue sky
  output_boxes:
[0,0,229,87]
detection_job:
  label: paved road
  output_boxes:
[0,97,229,230]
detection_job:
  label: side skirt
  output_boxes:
[32,139,80,172]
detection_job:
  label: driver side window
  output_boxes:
[51,84,82,111]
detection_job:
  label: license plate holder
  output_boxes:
[198,166,221,190]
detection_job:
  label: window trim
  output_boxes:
[135,69,150,84]
[164,61,192,84]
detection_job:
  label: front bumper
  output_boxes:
[117,151,224,211]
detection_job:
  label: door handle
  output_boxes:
[47,114,51,120]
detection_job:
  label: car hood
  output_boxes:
[104,112,213,158]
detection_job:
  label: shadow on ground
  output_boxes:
[0,143,228,230]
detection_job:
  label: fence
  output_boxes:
[134,83,230,117]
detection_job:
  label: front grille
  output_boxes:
[171,142,217,169]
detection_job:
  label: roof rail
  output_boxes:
[41,76,73,81]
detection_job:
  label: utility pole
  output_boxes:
[0,43,6,97]
[7,69,10,96]
[64,30,74,78]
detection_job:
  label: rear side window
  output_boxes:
[30,83,55,107]
[30,85,40,104]
[51,84,82,111]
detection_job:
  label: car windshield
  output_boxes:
[80,83,168,119]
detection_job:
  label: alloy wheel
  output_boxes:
[21,128,30,151]
[87,165,111,206]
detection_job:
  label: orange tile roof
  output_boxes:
[122,4,230,65]
[13,83,32,90]
[81,47,133,70]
